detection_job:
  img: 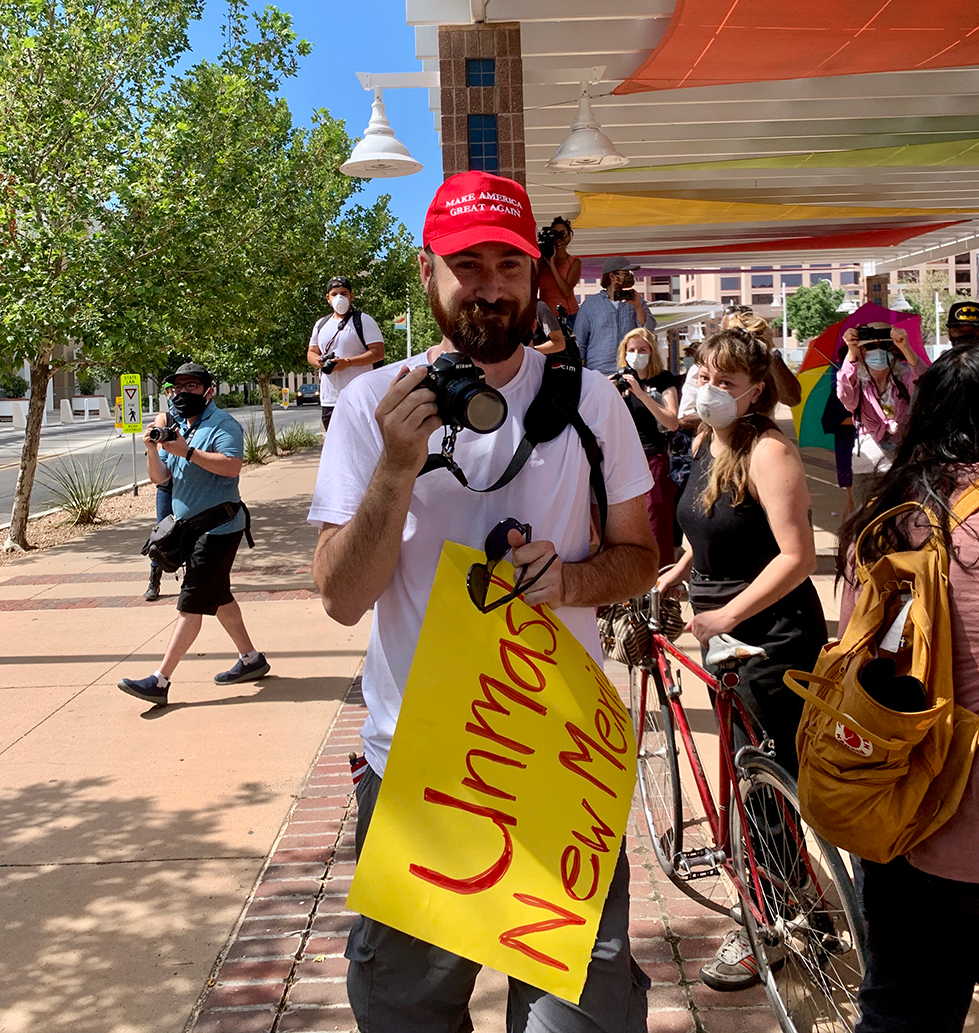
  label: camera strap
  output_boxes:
[418,350,609,547]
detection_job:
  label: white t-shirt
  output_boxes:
[307,346,652,776]
[309,311,384,406]
[678,363,700,419]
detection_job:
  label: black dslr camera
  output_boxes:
[414,352,508,434]
[147,425,179,443]
[537,225,558,261]
[856,325,894,344]
[609,367,633,397]
[320,351,340,374]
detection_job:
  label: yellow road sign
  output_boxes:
[115,397,123,429]
[281,386,290,407]
[120,374,143,433]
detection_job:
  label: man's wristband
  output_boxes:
[186,447,196,465]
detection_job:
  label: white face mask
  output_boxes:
[626,350,649,372]
[695,382,755,430]
[330,294,351,316]
[864,348,890,371]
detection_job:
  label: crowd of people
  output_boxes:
[125,168,979,1032]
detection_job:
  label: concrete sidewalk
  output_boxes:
[1,437,974,1033]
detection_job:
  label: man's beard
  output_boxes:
[427,273,538,365]
[949,327,979,345]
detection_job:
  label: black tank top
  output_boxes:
[677,443,779,581]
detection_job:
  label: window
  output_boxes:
[809,264,832,268]
[466,59,496,87]
[957,287,972,296]
[752,293,774,306]
[751,273,773,289]
[721,295,741,306]
[840,271,859,285]
[955,252,971,265]
[956,269,972,283]
[780,273,802,288]
[898,269,919,284]
[809,272,833,285]
[720,276,740,290]
[467,114,498,173]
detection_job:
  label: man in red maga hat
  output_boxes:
[308,171,657,1032]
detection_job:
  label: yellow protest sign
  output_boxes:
[347,542,636,1003]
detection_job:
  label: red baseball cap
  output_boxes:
[423,171,540,258]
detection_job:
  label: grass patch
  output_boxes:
[39,445,120,524]
[277,421,322,454]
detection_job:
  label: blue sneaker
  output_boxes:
[214,652,270,685]
[118,675,169,706]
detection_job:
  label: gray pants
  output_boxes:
[345,764,650,1033]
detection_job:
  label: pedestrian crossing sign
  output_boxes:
[120,374,143,433]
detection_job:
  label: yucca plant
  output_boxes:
[276,421,321,454]
[40,445,120,525]
[242,418,271,464]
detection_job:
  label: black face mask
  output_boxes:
[171,391,208,418]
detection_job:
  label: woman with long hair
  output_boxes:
[537,216,581,328]
[613,327,679,563]
[837,344,979,1033]
[657,326,827,992]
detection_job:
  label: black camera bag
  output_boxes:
[141,501,248,573]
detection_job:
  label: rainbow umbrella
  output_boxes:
[791,303,928,449]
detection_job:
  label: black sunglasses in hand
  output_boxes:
[466,517,558,613]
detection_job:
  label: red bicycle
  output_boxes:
[623,587,866,1033]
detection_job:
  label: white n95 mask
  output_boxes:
[695,382,753,430]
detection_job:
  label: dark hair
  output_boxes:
[837,344,979,581]
[549,216,573,239]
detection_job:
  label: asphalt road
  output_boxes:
[0,403,323,522]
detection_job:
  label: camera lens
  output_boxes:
[448,381,507,433]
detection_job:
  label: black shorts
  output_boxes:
[177,530,243,616]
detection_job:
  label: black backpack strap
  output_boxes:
[349,310,366,349]
[240,501,254,549]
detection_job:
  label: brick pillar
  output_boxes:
[865,274,889,309]
[438,22,525,184]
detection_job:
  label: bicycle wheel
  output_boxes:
[630,664,681,876]
[731,755,866,1033]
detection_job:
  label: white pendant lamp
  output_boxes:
[891,285,913,312]
[545,87,629,172]
[341,88,423,179]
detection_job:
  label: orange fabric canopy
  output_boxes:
[616,0,979,94]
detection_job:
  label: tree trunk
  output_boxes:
[257,374,278,456]
[3,354,53,552]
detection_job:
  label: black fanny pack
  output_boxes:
[141,501,252,573]
[687,570,752,613]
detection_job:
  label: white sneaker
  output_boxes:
[699,927,785,992]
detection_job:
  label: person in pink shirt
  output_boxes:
[836,322,924,489]
[837,343,979,1033]
[537,216,581,328]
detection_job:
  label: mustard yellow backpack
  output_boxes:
[784,487,979,864]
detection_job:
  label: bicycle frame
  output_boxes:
[639,631,782,932]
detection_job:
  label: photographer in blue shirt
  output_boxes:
[576,257,656,374]
[118,362,269,706]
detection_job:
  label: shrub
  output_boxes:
[215,391,244,409]
[0,373,29,398]
[277,421,321,453]
[76,372,101,396]
[242,419,271,464]
[39,445,120,525]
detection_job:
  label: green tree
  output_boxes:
[785,280,846,342]
[0,0,203,550]
[896,270,952,345]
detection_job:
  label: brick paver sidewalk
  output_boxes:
[185,678,779,1033]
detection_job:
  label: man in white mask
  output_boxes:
[306,275,385,432]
